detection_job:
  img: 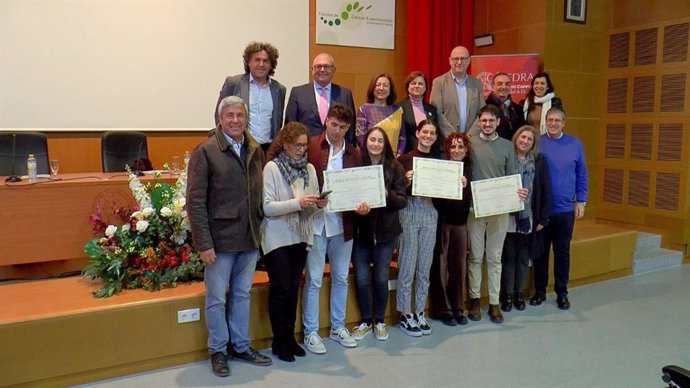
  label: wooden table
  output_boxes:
[0,172,178,268]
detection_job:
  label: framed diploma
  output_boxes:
[411,157,463,200]
[470,174,524,218]
[323,165,386,212]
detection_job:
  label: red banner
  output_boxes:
[470,54,539,102]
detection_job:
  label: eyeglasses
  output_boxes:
[313,64,334,71]
[292,143,308,150]
[450,56,471,63]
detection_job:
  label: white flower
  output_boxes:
[122,224,131,232]
[105,225,117,238]
[131,211,144,220]
[173,197,186,211]
[142,207,154,217]
[160,207,173,217]
[135,220,149,232]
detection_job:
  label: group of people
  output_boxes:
[187,42,588,378]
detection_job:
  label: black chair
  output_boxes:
[0,131,50,176]
[101,131,150,173]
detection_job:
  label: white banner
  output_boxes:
[316,0,396,50]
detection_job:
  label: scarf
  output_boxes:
[515,153,535,234]
[274,151,309,189]
[523,92,555,135]
[273,151,314,246]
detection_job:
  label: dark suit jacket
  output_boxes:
[485,92,526,141]
[307,132,361,241]
[284,82,356,144]
[397,98,439,153]
[186,127,264,253]
[214,73,286,142]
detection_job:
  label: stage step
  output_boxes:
[633,232,683,274]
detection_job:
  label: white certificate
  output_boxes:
[470,174,524,218]
[411,157,463,200]
[324,165,386,212]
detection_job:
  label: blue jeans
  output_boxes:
[204,249,258,354]
[352,238,396,322]
[302,230,353,335]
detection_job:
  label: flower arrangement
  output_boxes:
[82,167,203,298]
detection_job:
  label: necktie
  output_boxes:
[318,87,329,125]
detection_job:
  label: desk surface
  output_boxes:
[0,172,179,268]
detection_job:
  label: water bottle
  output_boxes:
[27,154,37,181]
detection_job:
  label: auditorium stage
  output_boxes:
[0,221,638,387]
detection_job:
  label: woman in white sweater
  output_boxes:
[262,122,328,362]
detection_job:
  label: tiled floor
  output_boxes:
[85,265,690,388]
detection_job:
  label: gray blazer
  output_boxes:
[429,71,485,137]
[214,73,287,142]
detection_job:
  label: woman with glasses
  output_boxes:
[355,73,405,155]
[398,71,439,153]
[350,127,407,342]
[261,122,327,362]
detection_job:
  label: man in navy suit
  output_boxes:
[215,42,286,151]
[284,53,356,145]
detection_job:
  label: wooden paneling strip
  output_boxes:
[660,73,686,112]
[609,32,630,68]
[603,169,624,204]
[634,28,658,65]
[632,76,655,112]
[630,124,653,160]
[605,124,626,159]
[663,23,689,63]
[607,78,628,113]
[658,123,683,161]
[654,172,680,211]
[627,170,650,207]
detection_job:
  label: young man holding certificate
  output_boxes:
[302,103,369,354]
[467,105,526,324]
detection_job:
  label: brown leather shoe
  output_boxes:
[489,304,504,324]
[467,298,481,321]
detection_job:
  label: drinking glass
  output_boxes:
[171,156,180,175]
[49,159,59,179]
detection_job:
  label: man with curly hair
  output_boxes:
[214,41,286,152]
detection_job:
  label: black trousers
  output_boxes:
[264,243,307,344]
[533,212,575,297]
[501,232,530,296]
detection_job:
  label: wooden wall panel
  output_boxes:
[663,23,689,63]
[605,124,626,159]
[627,170,650,207]
[629,124,653,160]
[603,168,624,204]
[655,172,680,211]
[607,78,628,113]
[609,32,630,68]
[658,123,683,161]
[634,28,658,66]
[660,73,687,112]
[632,76,655,112]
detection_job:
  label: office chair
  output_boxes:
[0,131,50,176]
[101,131,150,173]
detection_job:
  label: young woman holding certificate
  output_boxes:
[500,125,551,312]
[261,122,327,362]
[429,132,472,326]
[350,127,408,342]
[395,120,443,336]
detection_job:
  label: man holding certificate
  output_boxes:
[302,103,369,354]
[467,105,526,324]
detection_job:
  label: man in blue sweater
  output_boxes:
[530,107,588,310]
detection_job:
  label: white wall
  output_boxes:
[0,0,309,130]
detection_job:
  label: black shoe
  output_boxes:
[455,314,468,325]
[513,293,526,311]
[272,338,295,362]
[500,294,513,312]
[210,352,230,377]
[557,295,571,310]
[287,337,307,357]
[232,347,273,366]
[529,292,546,306]
[441,316,457,326]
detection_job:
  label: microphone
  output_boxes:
[130,141,145,177]
[5,133,22,183]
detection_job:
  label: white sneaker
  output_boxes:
[374,322,389,341]
[304,331,327,354]
[329,327,358,348]
[351,322,372,341]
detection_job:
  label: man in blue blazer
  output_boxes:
[284,53,356,145]
[214,42,286,151]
